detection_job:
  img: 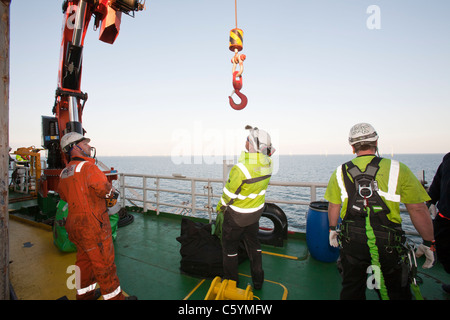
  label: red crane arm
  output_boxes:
[41,0,143,196]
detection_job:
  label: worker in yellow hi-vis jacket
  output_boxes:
[215,125,275,290]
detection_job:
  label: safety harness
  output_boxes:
[338,157,422,300]
[340,157,405,246]
[342,157,390,219]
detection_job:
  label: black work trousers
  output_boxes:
[221,210,264,288]
[434,214,450,274]
[340,240,411,300]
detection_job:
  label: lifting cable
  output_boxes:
[228,0,247,110]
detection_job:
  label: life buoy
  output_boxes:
[258,203,288,247]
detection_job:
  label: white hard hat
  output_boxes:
[348,123,378,146]
[245,125,275,156]
[60,132,90,153]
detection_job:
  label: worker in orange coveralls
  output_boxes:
[58,132,135,300]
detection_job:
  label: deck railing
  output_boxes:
[117,172,327,227]
[116,170,416,235]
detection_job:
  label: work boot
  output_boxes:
[92,288,102,300]
[252,270,264,290]
[253,282,263,290]
[79,288,101,300]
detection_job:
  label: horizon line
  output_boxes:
[96,152,445,157]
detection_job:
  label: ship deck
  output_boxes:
[8,200,450,301]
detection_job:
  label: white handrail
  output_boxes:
[118,172,327,227]
[117,171,415,235]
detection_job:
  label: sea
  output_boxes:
[97,153,445,235]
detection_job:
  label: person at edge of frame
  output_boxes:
[325,122,435,300]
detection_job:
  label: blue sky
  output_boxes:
[8,1,450,157]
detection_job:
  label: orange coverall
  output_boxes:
[58,156,124,300]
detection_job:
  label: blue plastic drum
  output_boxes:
[306,201,340,263]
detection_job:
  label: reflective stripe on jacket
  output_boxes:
[325,155,430,224]
[216,151,272,214]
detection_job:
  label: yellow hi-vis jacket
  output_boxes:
[216,151,273,214]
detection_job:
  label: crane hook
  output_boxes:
[229,71,247,110]
[229,89,247,110]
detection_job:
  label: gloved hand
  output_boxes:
[415,241,436,269]
[329,227,339,248]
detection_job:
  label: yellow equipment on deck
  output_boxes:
[205,276,253,300]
